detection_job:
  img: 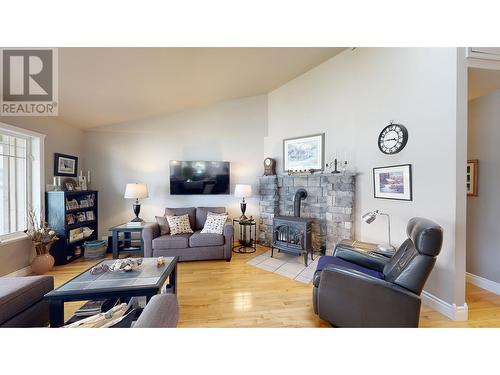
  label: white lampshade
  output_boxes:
[234,184,252,198]
[124,183,149,199]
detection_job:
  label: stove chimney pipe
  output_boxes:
[293,188,307,217]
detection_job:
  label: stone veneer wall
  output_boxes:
[259,173,355,255]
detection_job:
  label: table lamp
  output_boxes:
[362,209,396,253]
[234,184,252,221]
[124,183,149,222]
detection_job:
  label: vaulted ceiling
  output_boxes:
[57,48,345,128]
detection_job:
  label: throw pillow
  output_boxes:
[155,215,170,235]
[201,212,228,234]
[166,214,194,235]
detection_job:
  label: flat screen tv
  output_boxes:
[169,160,230,195]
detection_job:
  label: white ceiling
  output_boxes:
[58,48,345,128]
[469,67,500,101]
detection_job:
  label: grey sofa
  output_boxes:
[143,207,233,262]
[0,275,54,327]
[133,294,178,328]
[312,217,443,327]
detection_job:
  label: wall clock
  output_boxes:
[263,157,276,176]
[378,122,408,155]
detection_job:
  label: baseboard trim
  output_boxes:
[421,290,468,321]
[466,272,500,295]
[4,265,32,277]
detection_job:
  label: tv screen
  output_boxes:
[169,161,230,195]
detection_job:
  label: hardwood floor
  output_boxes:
[44,245,500,327]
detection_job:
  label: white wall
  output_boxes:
[265,48,466,307]
[84,95,267,236]
[467,90,500,283]
[0,117,84,276]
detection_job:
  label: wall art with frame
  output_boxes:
[373,164,412,201]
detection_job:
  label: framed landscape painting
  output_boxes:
[54,153,78,177]
[373,164,412,201]
[283,133,325,172]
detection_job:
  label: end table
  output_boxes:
[232,218,257,254]
[110,222,154,259]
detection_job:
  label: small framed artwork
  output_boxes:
[66,214,75,225]
[283,133,325,172]
[373,164,412,201]
[80,199,89,208]
[54,153,78,177]
[86,211,95,221]
[66,199,79,210]
[467,159,478,196]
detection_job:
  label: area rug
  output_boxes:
[246,250,320,284]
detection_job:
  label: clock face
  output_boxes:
[265,158,271,166]
[378,124,408,154]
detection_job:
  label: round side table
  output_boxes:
[232,218,257,253]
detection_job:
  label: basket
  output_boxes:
[83,240,107,259]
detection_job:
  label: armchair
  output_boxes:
[312,217,443,327]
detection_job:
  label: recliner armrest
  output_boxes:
[333,244,390,272]
[317,265,421,327]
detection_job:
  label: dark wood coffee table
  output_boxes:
[44,256,178,327]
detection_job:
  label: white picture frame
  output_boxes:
[283,133,325,172]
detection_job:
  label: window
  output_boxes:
[0,123,43,241]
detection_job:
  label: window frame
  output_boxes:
[0,122,45,245]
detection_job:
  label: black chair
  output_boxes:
[312,217,443,327]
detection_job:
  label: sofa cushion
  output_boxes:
[195,207,226,230]
[0,276,54,325]
[189,230,225,248]
[153,234,191,249]
[165,207,196,229]
[166,214,194,235]
[155,215,170,235]
[201,212,228,234]
[313,255,384,286]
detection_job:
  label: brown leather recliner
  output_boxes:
[312,217,443,327]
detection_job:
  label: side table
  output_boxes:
[232,218,257,254]
[110,223,153,259]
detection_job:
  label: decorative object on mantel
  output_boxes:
[362,210,395,254]
[286,169,317,175]
[263,157,276,176]
[234,184,252,221]
[326,158,341,174]
[373,164,412,201]
[467,159,478,196]
[283,133,325,172]
[25,208,59,274]
[54,153,78,177]
[378,121,409,155]
[124,183,149,222]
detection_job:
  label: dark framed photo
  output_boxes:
[283,133,325,172]
[54,153,78,177]
[373,164,412,201]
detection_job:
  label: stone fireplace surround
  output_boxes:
[259,173,355,256]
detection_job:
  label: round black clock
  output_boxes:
[378,123,408,154]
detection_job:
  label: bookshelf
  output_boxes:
[46,190,98,265]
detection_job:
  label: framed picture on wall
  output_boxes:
[373,164,412,201]
[467,159,478,196]
[283,133,325,172]
[54,153,78,177]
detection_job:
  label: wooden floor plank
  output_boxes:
[43,245,500,327]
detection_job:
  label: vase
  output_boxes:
[31,253,55,274]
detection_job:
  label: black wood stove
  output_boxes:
[271,188,313,266]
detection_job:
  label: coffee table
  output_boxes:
[44,256,178,327]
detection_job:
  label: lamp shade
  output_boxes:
[124,183,149,199]
[234,184,252,198]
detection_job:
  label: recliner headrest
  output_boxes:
[406,217,443,257]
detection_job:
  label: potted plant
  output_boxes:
[25,209,59,274]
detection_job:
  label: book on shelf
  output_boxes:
[74,300,107,317]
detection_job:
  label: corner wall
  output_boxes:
[0,117,84,276]
[265,48,467,311]
[83,95,267,237]
[467,90,500,284]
